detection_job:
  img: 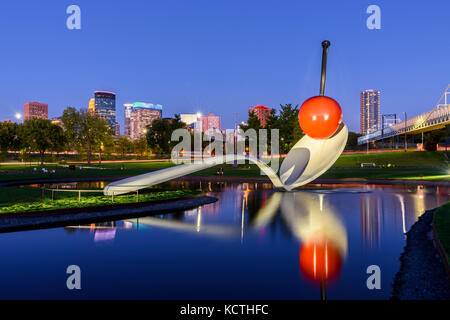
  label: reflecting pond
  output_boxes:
[0,181,449,299]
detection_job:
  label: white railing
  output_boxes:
[358,103,450,145]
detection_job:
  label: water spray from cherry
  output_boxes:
[298,40,342,139]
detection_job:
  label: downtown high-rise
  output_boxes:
[360,90,381,134]
[124,102,162,140]
[249,105,271,127]
[200,113,221,133]
[24,102,48,120]
[94,91,116,129]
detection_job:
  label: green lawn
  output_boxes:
[0,162,176,182]
[334,151,448,167]
[0,151,447,213]
[433,202,450,263]
[321,167,449,180]
[0,151,448,183]
[0,187,200,214]
[191,151,449,180]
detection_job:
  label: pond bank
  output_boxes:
[391,209,450,299]
[0,195,217,234]
[1,175,448,188]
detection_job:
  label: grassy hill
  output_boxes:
[334,151,448,168]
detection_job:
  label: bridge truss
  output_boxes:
[358,84,450,145]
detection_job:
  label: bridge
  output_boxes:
[358,84,450,145]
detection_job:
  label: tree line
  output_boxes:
[0,107,152,165]
[4,104,438,165]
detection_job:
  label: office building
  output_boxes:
[249,105,271,127]
[50,117,63,128]
[124,104,133,137]
[94,91,116,129]
[88,98,96,114]
[24,102,48,120]
[115,122,120,137]
[124,102,162,140]
[201,113,221,133]
[180,113,202,131]
[360,90,381,134]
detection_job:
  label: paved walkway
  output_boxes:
[391,209,450,299]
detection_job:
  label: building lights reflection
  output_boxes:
[360,194,381,248]
[196,207,202,232]
[65,222,119,242]
[62,182,448,262]
[396,194,407,235]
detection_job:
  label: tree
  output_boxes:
[96,133,114,164]
[23,118,66,165]
[239,111,262,156]
[146,115,186,154]
[346,132,363,150]
[0,122,22,160]
[277,104,303,153]
[60,107,80,152]
[240,105,303,155]
[115,135,133,158]
[133,136,149,156]
[240,110,262,132]
[61,107,114,164]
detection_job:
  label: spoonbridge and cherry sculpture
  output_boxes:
[104,41,348,196]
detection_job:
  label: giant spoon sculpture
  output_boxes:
[104,41,348,196]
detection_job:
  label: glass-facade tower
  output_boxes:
[94,91,116,128]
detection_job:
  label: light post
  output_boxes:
[233,112,238,168]
[15,112,22,123]
[404,112,407,152]
[421,131,424,151]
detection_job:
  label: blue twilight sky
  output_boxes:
[0,0,449,133]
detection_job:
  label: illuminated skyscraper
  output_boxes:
[88,98,96,114]
[94,91,116,129]
[124,102,162,140]
[24,102,48,120]
[249,105,271,127]
[124,104,133,137]
[360,90,381,134]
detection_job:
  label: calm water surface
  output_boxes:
[0,181,449,299]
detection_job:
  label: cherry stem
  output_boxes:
[320,40,330,96]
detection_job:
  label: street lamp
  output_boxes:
[404,112,407,152]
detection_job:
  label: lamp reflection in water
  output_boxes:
[253,191,348,300]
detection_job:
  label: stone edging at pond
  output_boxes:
[181,176,450,187]
[0,195,218,234]
[391,209,450,300]
[1,176,449,188]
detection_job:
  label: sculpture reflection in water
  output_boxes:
[253,191,348,300]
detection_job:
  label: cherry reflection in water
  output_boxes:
[253,190,353,299]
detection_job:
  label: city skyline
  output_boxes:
[0,1,449,132]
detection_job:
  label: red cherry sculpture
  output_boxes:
[298,96,342,139]
[299,241,342,283]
